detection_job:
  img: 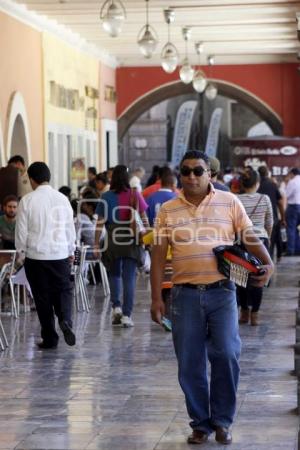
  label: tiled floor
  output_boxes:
[0,257,299,449]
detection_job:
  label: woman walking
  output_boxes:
[94,165,148,327]
[237,167,273,325]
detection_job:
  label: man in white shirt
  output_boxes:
[285,168,300,255]
[15,162,76,349]
[129,167,145,193]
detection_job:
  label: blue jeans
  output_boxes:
[286,204,300,255]
[108,257,137,317]
[171,282,241,433]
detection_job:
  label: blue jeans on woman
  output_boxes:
[171,282,241,434]
[109,257,137,317]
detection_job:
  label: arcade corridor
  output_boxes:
[0,257,298,450]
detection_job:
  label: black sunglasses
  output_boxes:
[180,166,209,177]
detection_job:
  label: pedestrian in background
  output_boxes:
[15,162,76,349]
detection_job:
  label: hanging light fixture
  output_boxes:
[205,84,218,100]
[100,0,126,37]
[137,0,158,59]
[179,27,194,84]
[205,55,218,100]
[161,8,179,73]
[193,41,207,93]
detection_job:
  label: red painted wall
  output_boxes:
[116,64,300,137]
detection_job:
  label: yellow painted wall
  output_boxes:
[43,32,99,132]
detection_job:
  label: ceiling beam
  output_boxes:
[170,1,300,8]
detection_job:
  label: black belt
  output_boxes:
[174,279,231,291]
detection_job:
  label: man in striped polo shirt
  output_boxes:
[150,150,273,445]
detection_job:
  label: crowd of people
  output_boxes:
[0,152,299,444]
[0,155,299,331]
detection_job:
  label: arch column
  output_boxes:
[6,91,31,164]
[118,79,282,140]
[0,116,5,166]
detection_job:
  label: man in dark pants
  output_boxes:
[258,166,285,260]
[15,162,76,349]
[285,168,300,255]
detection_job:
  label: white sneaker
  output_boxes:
[112,307,122,325]
[121,315,134,328]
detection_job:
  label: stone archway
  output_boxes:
[0,116,5,166]
[6,92,31,164]
[118,79,282,140]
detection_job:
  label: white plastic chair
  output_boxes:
[80,225,110,297]
[0,314,8,351]
[73,245,90,312]
[99,259,110,297]
[0,250,18,318]
[11,266,32,315]
[84,258,110,297]
[86,260,97,285]
[98,226,110,297]
[0,250,17,351]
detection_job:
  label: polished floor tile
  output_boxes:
[0,257,299,449]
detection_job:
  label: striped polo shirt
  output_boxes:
[155,184,253,285]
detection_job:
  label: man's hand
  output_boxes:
[16,251,25,264]
[280,219,287,228]
[150,227,169,326]
[242,229,274,287]
[250,264,274,287]
[69,255,75,263]
[151,299,165,325]
[93,244,100,258]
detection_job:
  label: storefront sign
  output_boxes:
[85,107,98,119]
[243,158,289,176]
[85,86,99,99]
[231,138,300,177]
[104,85,117,103]
[233,145,298,157]
[49,81,85,111]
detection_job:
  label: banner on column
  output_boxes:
[171,101,197,167]
[205,107,223,157]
